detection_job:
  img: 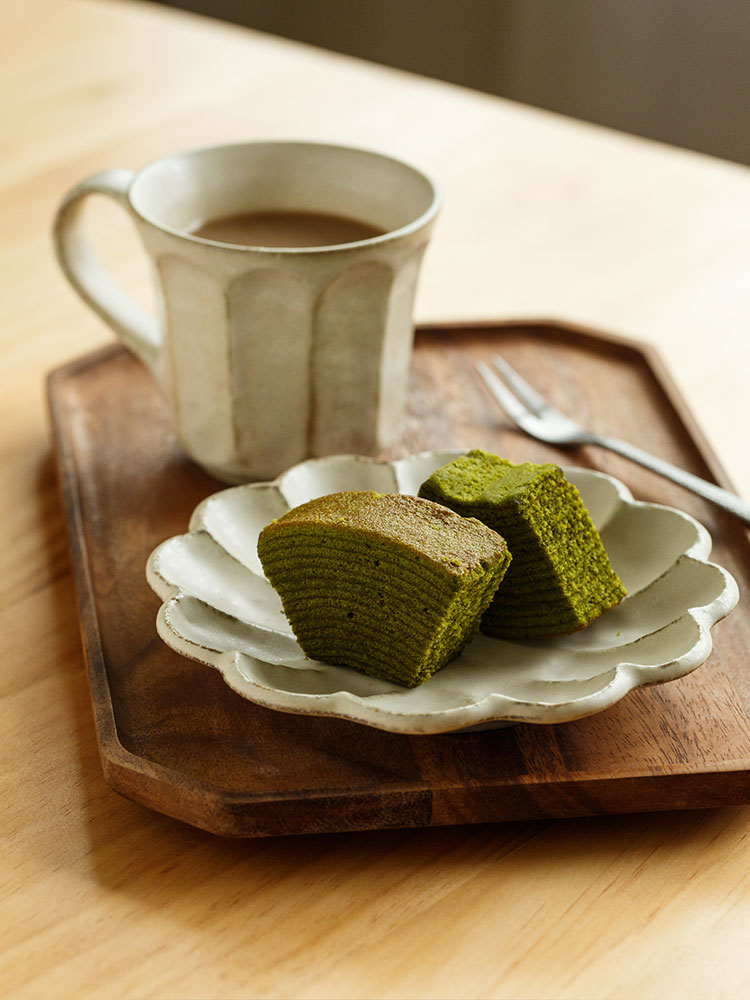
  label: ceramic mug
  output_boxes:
[53,141,440,482]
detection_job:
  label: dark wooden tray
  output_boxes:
[47,320,750,837]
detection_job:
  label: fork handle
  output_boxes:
[589,433,750,525]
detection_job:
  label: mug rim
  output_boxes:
[127,139,442,253]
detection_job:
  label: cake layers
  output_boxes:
[419,450,626,638]
[257,490,511,687]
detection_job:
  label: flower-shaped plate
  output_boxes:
[146,452,738,734]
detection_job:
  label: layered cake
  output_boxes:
[257,490,511,687]
[419,450,626,638]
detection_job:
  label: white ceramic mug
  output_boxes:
[53,141,440,482]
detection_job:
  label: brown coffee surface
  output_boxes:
[189,210,384,247]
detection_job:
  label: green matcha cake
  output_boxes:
[257,490,511,687]
[418,450,626,638]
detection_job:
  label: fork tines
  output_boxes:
[476,355,544,422]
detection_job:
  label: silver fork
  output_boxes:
[477,354,750,525]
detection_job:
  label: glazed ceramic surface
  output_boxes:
[146,451,739,734]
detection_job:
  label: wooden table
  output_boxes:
[4,0,750,996]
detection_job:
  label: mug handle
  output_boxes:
[53,169,161,373]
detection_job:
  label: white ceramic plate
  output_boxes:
[146,451,739,734]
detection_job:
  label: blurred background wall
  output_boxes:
[149,0,750,165]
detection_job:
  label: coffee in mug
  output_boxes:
[189,210,385,247]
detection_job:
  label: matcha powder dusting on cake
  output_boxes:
[419,450,626,638]
[257,490,511,687]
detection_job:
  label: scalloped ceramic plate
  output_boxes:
[146,451,738,734]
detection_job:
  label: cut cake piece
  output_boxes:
[257,490,511,687]
[418,450,626,638]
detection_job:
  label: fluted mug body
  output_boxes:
[53,142,440,482]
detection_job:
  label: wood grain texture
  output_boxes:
[4,0,750,996]
[47,322,750,837]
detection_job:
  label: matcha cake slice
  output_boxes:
[419,450,626,639]
[257,490,511,687]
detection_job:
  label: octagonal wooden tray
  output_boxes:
[47,320,750,837]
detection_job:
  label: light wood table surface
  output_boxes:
[4,1,750,997]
